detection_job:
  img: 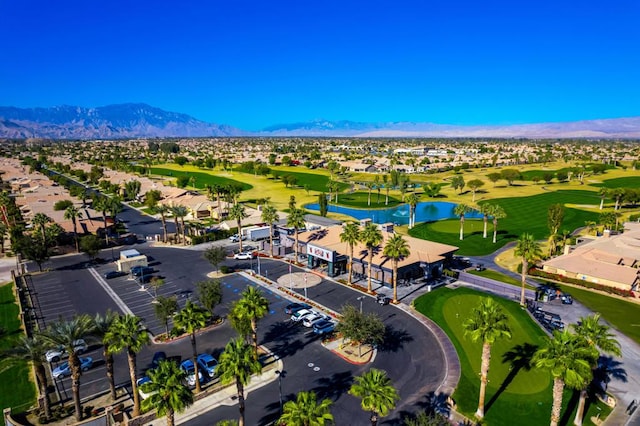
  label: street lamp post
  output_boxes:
[275,370,284,414]
[357,296,365,313]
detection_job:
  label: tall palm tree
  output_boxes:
[365,181,374,206]
[217,338,263,426]
[106,196,123,228]
[382,234,410,303]
[340,222,361,286]
[571,314,621,426]
[490,204,506,244]
[373,174,381,204]
[360,222,383,294]
[140,359,193,426]
[462,298,512,419]
[64,205,83,252]
[155,204,170,243]
[105,314,150,416]
[32,213,52,247]
[41,314,96,421]
[287,207,306,264]
[171,205,189,245]
[349,368,399,426]
[406,193,420,229]
[2,335,52,420]
[278,391,334,426]
[453,203,471,241]
[92,196,111,244]
[479,204,492,239]
[261,203,279,257]
[533,330,596,426]
[382,174,390,205]
[514,233,542,306]
[174,301,211,393]
[229,203,248,252]
[598,187,608,210]
[232,287,269,358]
[92,311,119,401]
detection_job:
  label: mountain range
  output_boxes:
[1,103,640,139]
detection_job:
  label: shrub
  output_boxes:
[219,265,232,274]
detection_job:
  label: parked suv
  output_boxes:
[131,266,154,277]
[46,339,88,363]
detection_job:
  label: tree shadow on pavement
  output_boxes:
[312,371,354,401]
[384,391,452,425]
[263,321,298,344]
[378,325,413,353]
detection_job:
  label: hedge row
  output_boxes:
[530,268,635,298]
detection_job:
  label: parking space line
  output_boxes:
[88,268,134,316]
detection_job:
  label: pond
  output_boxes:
[304,201,483,225]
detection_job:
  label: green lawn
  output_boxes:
[589,176,640,189]
[410,190,601,255]
[413,287,609,425]
[468,269,538,290]
[555,284,640,345]
[150,167,252,191]
[266,169,350,193]
[0,283,36,422]
[332,191,403,208]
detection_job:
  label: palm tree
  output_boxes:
[514,233,542,306]
[92,196,110,244]
[2,335,52,420]
[32,213,52,247]
[598,187,608,210]
[174,301,211,393]
[462,298,512,419]
[232,287,269,358]
[365,181,374,206]
[155,204,170,243]
[140,359,193,426]
[105,314,150,417]
[41,314,96,421]
[479,204,492,239]
[229,203,248,252]
[217,338,263,426]
[92,311,119,401]
[349,368,399,426]
[406,193,420,229]
[453,203,471,241]
[171,205,189,245]
[382,174,390,205]
[261,203,279,257]
[278,391,334,426]
[361,222,383,294]
[571,314,621,426]
[373,174,381,204]
[490,204,506,244]
[382,234,410,303]
[106,196,123,228]
[340,222,361,286]
[64,205,83,252]
[533,330,596,426]
[287,207,306,264]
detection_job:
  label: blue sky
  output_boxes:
[1,0,639,130]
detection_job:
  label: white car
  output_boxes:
[136,376,157,400]
[291,309,316,322]
[46,339,88,363]
[234,252,254,260]
[302,313,328,328]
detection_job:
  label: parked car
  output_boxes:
[291,309,315,322]
[229,234,247,242]
[131,266,154,277]
[313,319,337,335]
[52,357,93,379]
[46,339,88,363]
[234,252,255,260]
[197,353,218,378]
[284,302,311,315]
[560,294,573,305]
[303,312,328,328]
[180,359,203,387]
[474,263,486,271]
[104,270,123,279]
[151,351,167,369]
[376,295,391,305]
[136,376,156,400]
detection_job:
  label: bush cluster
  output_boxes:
[530,268,635,298]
